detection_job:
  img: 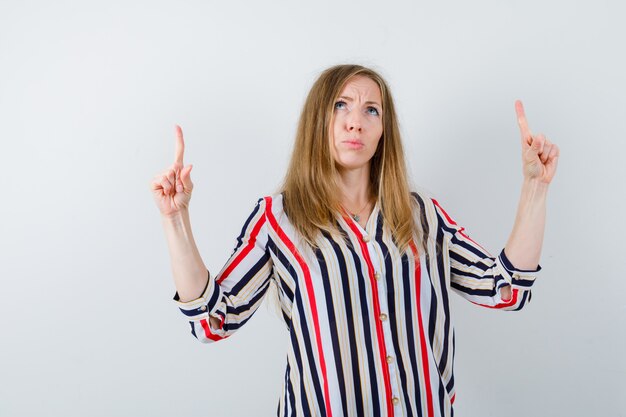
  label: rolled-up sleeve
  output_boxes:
[173,197,274,343]
[433,198,540,311]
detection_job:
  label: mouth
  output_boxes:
[342,139,364,149]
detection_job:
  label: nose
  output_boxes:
[346,113,362,132]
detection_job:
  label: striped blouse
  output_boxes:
[173,192,540,417]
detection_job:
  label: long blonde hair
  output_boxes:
[281,64,422,253]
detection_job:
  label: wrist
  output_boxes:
[522,177,549,196]
[161,209,190,227]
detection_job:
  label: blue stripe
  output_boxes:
[345,234,382,415]
[434,226,452,380]
[231,198,263,255]
[272,241,314,417]
[402,251,424,416]
[315,242,349,417]
[228,251,272,295]
[328,228,365,415]
[224,279,271,331]
[272,231,326,416]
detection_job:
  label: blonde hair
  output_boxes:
[280,64,422,253]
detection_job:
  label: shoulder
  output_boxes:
[409,189,458,232]
[256,193,307,248]
[410,188,453,214]
[410,189,430,207]
[257,193,284,213]
[409,188,439,214]
[253,193,288,226]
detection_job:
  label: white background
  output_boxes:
[1,0,624,416]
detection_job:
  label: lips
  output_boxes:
[342,139,364,149]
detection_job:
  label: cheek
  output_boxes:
[369,121,383,143]
[332,115,343,135]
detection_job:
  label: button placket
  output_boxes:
[345,213,403,410]
[368,240,403,409]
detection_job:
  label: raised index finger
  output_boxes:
[515,100,532,141]
[174,124,185,165]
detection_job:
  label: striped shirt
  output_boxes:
[173,192,540,417]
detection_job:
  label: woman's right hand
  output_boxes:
[150,125,194,217]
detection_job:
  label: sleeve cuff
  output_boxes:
[172,271,222,319]
[497,249,541,289]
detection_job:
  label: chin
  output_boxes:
[335,158,372,171]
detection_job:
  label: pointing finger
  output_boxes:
[515,100,532,144]
[174,124,185,165]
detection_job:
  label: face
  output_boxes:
[330,75,383,172]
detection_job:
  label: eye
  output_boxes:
[334,100,347,110]
[367,106,380,116]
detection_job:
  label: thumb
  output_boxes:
[178,164,194,192]
[531,134,545,153]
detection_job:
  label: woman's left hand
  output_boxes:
[515,100,560,184]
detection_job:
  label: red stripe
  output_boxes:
[342,214,394,416]
[450,393,456,404]
[432,199,489,253]
[409,241,434,417]
[217,209,267,285]
[265,197,333,417]
[199,318,227,342]
[471,288,519,309]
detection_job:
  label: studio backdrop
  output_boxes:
[0,0,624,416]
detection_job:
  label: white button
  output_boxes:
[386,355,394,364]
[392,397,400,405]
[362,235,370,242]
[374,272,381,280]
[200,305,207,311]
[379,313,388,321]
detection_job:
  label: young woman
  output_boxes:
[151,64,559,417]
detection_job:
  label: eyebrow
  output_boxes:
[338,96,382,107]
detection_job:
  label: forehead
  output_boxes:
[339,75,382,102]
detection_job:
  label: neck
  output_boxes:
[336,164,372,207]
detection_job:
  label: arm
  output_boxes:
[432,101,559,310]
[502,100,560,298]
[151,125,219,326]
[500,178,548,302]
[162,209,209,302]
[161,209,220,328]
[505,178,549,270]
[151,126,273,341]
[152,125,207,301]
